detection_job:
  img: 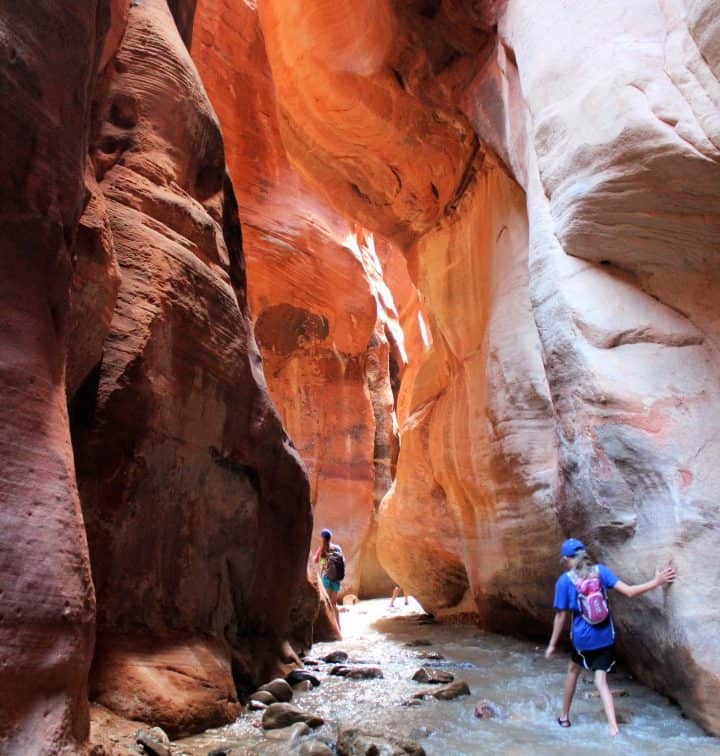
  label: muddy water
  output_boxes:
[177,599,719,755]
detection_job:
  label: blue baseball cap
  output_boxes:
[560,538,585,558]
[320,528,332,539]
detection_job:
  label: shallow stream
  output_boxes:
[177,598,719,755]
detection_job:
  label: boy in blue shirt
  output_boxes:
[545,538,676,735]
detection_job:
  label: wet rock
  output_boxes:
[264,722,311,740]
[262,703,324,730]
[330,665,384,679]
[336,727,425,755]
[293,680,313,693]
[135,727,170,756]
[286,669,321,687]
[258,678,293,703]
[584,688,629,700]
[323,651,349,663]
[401,699,424,707]
[408,726,433,739]
[474,699,498,719]
[415,652,444,661]
[342,594,359,606]
[299,740,334,756]
[302,658,321,667]
[412,667,454,684]
[248,700,268,711]
[404,640,433,648]
[413,681,470,701]
[249,690,277,706]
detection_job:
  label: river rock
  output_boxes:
[258,678,294,703]
[135,727,171,756]
[413,681,470,701]
[286,670,321,687]
[323,651,349,663]
[248,700,268,711]
[330,665,384,680]
[412,667,454,684]
[404,640,432,648]
[299,740,334,756]
[264,722,311,740]
[302,658,321,667]
[336,727,425,756]
[415,652,444,661]
[262,703,324,730]
[474,699,498,719]
[249,690,277,706]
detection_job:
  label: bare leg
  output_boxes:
[403,589,408,606]
[561,661,582,722]
[390,586,400,608]
[594,670,619,735]
[328,589,340,629]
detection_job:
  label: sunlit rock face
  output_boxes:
[253,0,720,734]
[192,0,425,598]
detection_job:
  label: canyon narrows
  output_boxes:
[0,0,719,753]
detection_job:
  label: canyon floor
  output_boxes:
[174,599,719,755]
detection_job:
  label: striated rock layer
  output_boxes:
[0,2,107,751]
[192,0,425,599]
[1,0,316,748]
[68,0,314,737]
[254,0,720,734]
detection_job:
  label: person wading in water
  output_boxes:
[313,528,345,630]
[545,538,676,736]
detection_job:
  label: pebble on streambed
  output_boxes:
[412,667,454,684]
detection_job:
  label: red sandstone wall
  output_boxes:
[0,0,316,748]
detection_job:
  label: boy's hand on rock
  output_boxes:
[655,561,677,586]
[545,644,555,659]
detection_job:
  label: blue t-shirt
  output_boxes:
[553,564,618,651]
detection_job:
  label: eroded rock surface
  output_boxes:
[251,0,720,735]
[0,2,107,751]
[191,0,419,597]
[67,0,313,736]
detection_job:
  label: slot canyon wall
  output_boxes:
[1,0,720,752]
[0,0,315,750]
[246,0,720,735]
[190,0,427,598]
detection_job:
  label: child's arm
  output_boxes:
[545,611,571,658]
[614,562,676,598]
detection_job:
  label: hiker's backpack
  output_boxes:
[568,566,609,625]
[324,546,345,582]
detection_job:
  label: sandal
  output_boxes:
[557,718,571,728]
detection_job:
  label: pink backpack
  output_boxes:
[568,566,609,625]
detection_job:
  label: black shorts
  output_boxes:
[572,644,616,672]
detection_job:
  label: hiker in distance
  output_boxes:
[545,538,676,736]
[313,528,345,629]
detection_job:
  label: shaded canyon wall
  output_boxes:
[0,0,316,749]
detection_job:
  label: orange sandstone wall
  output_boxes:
[251,0,720,735]
[192,0,421,597]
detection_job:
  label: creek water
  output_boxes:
[177,598,719,755]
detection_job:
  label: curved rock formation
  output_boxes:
[1,0,316,748]
[192,0,420,598]
[253,0,720,735]
[67,0,313,736]
[0,2,106,751]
